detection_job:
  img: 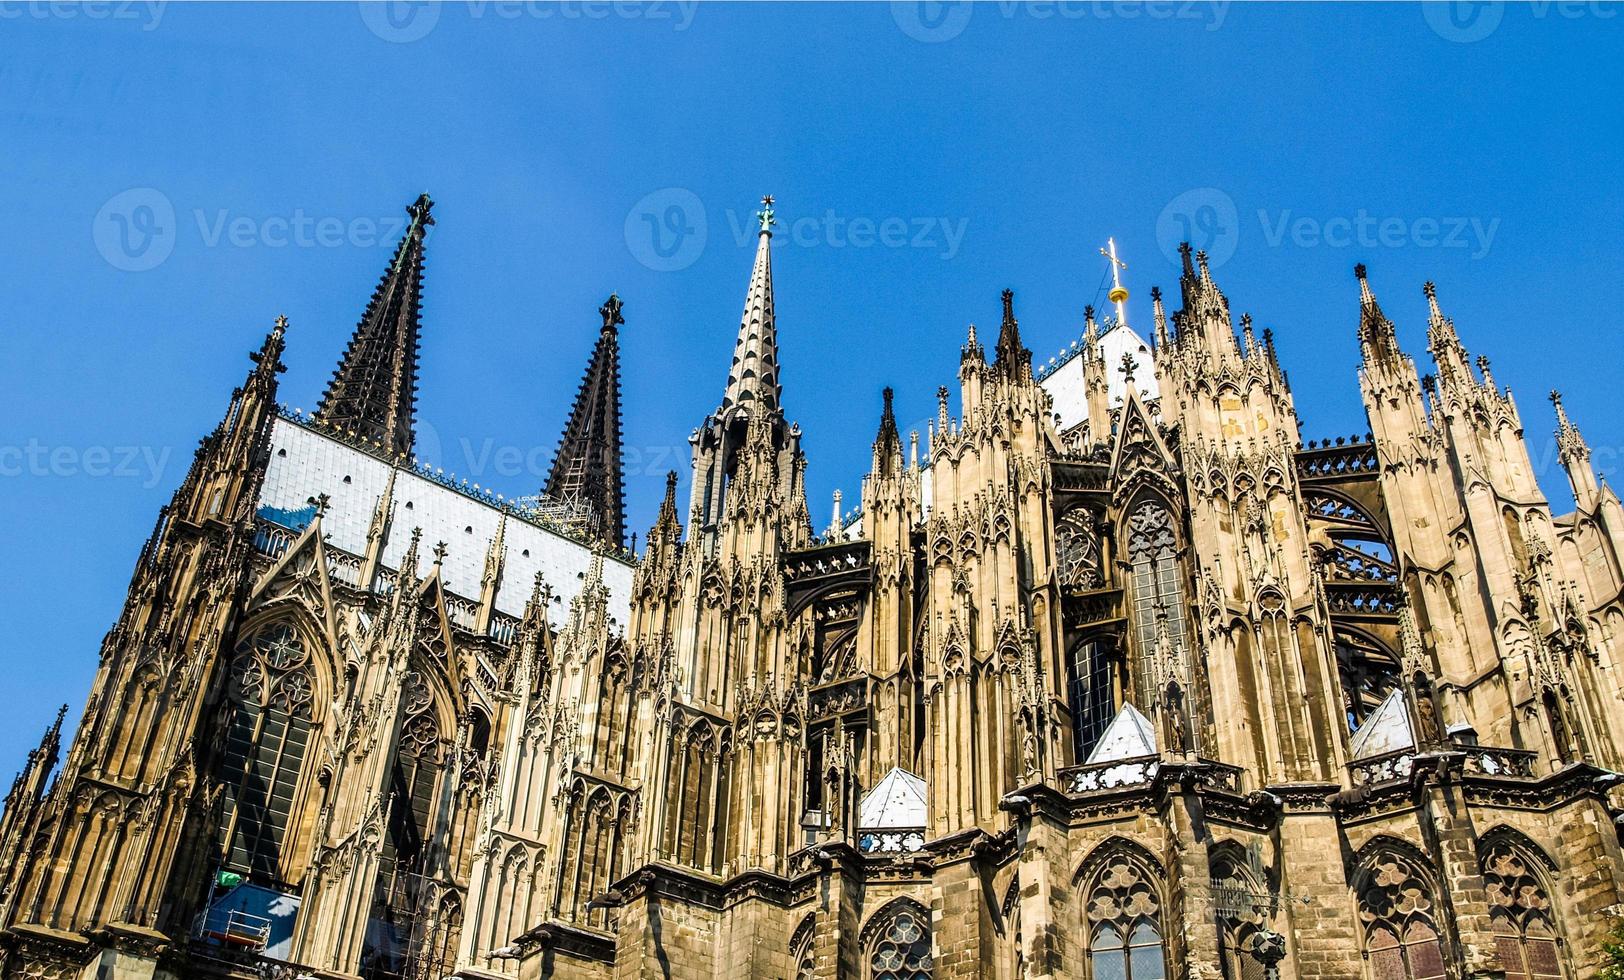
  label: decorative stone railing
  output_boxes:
[1349,748,1415,787]
[1296,436,1379,480]
[446,595,480,632]
[859,827,926,854]
[1197,760,1246,794]
[251,521,294,560]
[1324,582,1402,616]
[1350,745,1538,788]
[1459,746,1537,778]
[1063,754,1161,794]
[489,613,521,646]
[325,549,362,588]
[808,676,868,722]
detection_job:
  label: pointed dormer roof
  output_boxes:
[857,766,928,829]
[720,195,781,418]
[317,193,433,458]
[1085,703,1157,763]
[994,288,1032,380]
[544,294,627,547]
[1349,689,1414,759]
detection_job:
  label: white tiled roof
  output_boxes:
[1349,689,1414,760]
[857,767,928,829]
[1085,702,1158,763]
[1038,320,1159,431]
[259,418,632,631]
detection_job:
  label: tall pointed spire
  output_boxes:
[1355,264,1403,366]
[994,288,1031,380]
[1423,280,1474,394]
[720,194,781,418]
[544,294,627,548]
[872,387,902,472]
[316,193,433,458]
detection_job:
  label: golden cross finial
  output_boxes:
[1099,237,1130,326]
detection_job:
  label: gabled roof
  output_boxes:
[858,767,927,829]
[1349,689,1414,760]
[1085,702,1158,764]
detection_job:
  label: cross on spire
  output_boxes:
[758,194,776,235]
[1100,237,1130,326]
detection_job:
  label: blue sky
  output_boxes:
[1,1,1621,767]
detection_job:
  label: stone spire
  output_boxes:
[316,193,433,458]
[719,195,781,418]
[1355,264,1404,366]
[994,288,1031,381]
[1552,390,1600,508]
[544,294,627,547]
[872,386,902,471]
[1423,280,1476,398]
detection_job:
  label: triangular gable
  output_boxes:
[250,517,339,646]
[858,767,927,829]
[1085,702,1158,764]
[1108,385,1175,484]
[1349,689,1414,759]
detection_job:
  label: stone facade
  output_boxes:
[2,195,1623,980]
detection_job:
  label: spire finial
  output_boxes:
[1100,237,1129,325]
[1121,352,1138,386]
[600,293,625,332]
[757,194,776,235]
[1423,280,1445,323]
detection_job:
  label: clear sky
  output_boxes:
[2,1,1621,768]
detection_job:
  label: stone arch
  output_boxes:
[861,896,933,980]
[790,912,816,980]
[1075,837,1167,980]
[1478,827,1567,979]
[1353,836,1449,980]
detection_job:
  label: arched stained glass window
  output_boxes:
[218,622,316,882]
[1057,507,1104,590]
[1482,840,1564,979]
[1084,853,1166,980]
[1357,848,1448,980]
[1126,502,1187,664]
[869,907,932,980]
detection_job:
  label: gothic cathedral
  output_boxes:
[4,195,1624,980]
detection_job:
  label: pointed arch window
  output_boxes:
[1070,636,1117,759]
[1482,840,1564,979]
[217,622,316,882]
[1084,854,1167,980]
[1057,507,1104,591]
[868,906,932,980]
[1126,501,1187,664]
[792,916,816,980]
[1356,848,1447,980]
[1336,630,1401,730]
